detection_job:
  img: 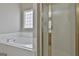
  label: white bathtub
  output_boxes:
[0,32,33,51]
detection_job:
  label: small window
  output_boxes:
[24,10,33,28]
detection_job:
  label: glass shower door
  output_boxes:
[51,4,75,56]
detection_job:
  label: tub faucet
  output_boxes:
[13,39,16,42]
[7,39,10,42]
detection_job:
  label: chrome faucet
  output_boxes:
[7,39,10,42]
[13,39,16,42]
[7,38,16,42]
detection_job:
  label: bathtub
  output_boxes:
[0,32,33,51]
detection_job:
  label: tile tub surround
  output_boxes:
[0,32,34,51]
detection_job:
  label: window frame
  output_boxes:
[23,9,34,31]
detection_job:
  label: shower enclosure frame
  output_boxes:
[36,3,79,56]
[76,3,79,56]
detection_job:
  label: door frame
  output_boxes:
[75,3,79,56]
[37,3,43,56]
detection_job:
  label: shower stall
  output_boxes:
[38,3,76,56]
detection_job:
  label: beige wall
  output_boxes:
[0,3,20,34]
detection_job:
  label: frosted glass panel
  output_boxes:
[51,4,75,56]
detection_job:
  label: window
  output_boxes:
[24,10,33,28]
